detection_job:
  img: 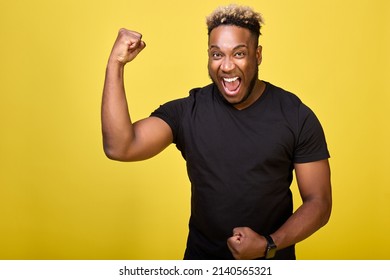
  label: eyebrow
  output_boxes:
[208,44,248,50]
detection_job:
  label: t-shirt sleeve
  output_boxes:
[294,103,330,163]
[150,98,188,144]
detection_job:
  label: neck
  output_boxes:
[233,79,265,110]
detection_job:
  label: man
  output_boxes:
[101,4,332,260]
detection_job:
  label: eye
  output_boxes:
[234,51,246,58]
[210,52,223,60]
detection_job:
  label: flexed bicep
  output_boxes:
[125,117,173,161]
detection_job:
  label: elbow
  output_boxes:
[321,211,331,228]
[320,199,332,227]
[103,144,131,162]
[103,147,120,161]
[102,133,134,161]
[104,149,119,161]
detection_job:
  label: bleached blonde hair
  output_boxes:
[206,4,264,38]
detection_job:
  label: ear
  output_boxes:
[256,45,263,65]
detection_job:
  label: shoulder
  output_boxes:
[264,83,330,162]
[265,82,302,107]
[189,83,215,98]
[150,83,215,141]
[265,82,316,116]
[162,83,214,107]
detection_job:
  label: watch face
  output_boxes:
[266,246,276,259]
[264,236,277,259]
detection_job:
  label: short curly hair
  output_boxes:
[206,4,264,37]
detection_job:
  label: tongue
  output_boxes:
[225,79,240,92]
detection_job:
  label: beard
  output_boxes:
[209,64,259,107]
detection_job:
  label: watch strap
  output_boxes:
[264,235,277,259]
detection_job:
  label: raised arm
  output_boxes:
[101,29,173,161]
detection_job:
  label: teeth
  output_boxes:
[223,77,239,83]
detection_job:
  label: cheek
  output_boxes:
[208,61,219,76]
[241,61,258,77]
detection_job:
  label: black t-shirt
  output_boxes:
[151,82,330,259]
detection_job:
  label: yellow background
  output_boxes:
[0,0,389,259]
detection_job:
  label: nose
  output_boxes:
[221,57,235,72]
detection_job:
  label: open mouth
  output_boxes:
[222,76,241,96]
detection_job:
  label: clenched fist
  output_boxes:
[227,227,266,260]
[109,28,146,65]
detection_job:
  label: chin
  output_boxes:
[222,92,248,107]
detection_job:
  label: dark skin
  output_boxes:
[207,25,265,110]
[101,26,332,259]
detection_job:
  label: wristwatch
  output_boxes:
[264,235,277,259]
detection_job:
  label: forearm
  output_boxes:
[101,29,169,162]
[271,196,332,251]
[101,60,135,160]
